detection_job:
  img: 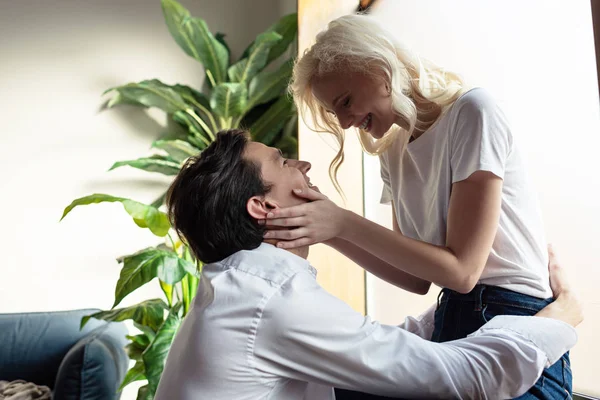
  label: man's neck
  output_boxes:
[264,239,309,259]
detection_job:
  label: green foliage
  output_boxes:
[60,1,298,398]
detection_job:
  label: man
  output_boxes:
[156,129,581,400]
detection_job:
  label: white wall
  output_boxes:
[0,0,291,398]
[365,0,600,396]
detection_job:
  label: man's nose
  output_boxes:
[287,159,311,173]
[296,160,311,173]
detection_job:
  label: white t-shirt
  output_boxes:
[380,88,551,299]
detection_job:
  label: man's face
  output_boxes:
[244,141,312,209]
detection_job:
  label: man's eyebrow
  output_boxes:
[271,148,283,161]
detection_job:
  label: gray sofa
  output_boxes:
[0,309,129,400]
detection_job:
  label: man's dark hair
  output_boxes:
[167,129,271,264]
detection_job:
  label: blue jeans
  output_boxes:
[432,284,573,399]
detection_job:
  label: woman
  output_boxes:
[263,14,572,399]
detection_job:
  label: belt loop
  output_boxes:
[474,285,485,312]
[437,289,444,308]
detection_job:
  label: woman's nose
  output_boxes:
[337,113,354,130]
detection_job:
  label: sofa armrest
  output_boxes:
[0,309,106,387]
[54,321,129,400]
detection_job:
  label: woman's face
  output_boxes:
[312,69,395,139]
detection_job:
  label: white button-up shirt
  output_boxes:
[156,243,577,400]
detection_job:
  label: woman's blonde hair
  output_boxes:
[290,14,465,194]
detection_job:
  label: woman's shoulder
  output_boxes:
[451,87,500,116]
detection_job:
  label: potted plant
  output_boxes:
[60,0,298,398]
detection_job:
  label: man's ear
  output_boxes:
[247,196,279,220]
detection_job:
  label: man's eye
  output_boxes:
[343,97,351,107]
[283,159,288,166]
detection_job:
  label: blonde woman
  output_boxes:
[263,14,572,399]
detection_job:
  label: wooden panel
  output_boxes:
[297,0,366,314]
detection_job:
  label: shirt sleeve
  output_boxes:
[252,271,578,399]
[450,89,513,183]
[396,303,436,339]
[379,154,392,204]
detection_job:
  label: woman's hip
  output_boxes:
[431,284,553,342]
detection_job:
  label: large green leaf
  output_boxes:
[143,306,182,396]
[81,299,167,331]
[228,32,281,84]
[265,13,298,64]
[114,247,198,308]
[119,361,146,391]
[151,139,200,163]
[250,95,296,145]
[109,155,182,176]
[161,0,228,85]
[61,194,170,237]
[106,80,188,113]
[247,59,293,109]
[210,83,248,119]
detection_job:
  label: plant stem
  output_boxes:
[175,283,182,304]
[186,109,215,141]
[181,275,190,317]
[185,98,218,134]
[188,273,199,303]
[219,116,233,130]
[167,233,178,256]
[206,70,217,88]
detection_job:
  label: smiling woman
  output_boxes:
[363,1,600,397]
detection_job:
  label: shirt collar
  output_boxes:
[253,243,318,278]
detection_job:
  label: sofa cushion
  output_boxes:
[53,322,128,400]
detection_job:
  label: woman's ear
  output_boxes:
[247,196,279,220]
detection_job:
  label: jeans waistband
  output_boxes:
[438,284,553,312]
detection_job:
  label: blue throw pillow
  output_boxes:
[53,322,128,400]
